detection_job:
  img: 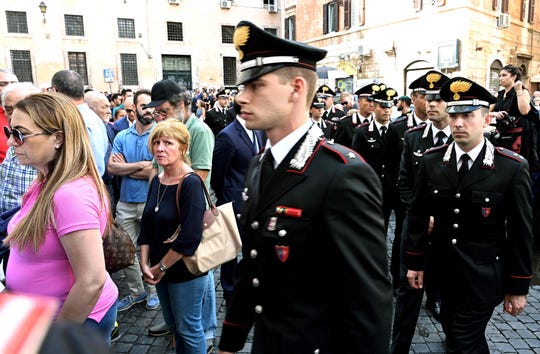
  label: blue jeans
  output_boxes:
[83,300,118,345]
[202,270,216,340]
[156,276,207,354]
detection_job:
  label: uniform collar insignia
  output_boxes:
[368,120,375,132]
[407,113,414,128]
[289,124,323,170]
[421,121,432,139]
[443,139,495,168]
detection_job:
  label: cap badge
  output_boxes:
[322,86,329,93]
[426,73,442,89]
[386,89,396,100]
[233,25,250,60]
[449,80,472,101]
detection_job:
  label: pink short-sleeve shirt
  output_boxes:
[6,178,118,322]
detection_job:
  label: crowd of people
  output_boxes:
[0,19,539,354]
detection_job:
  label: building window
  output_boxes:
[493,0,510,12]
[344,0,351,29]
[120,53,138,85]
[221,25,235,44]
[223,57,237,86]
[162,55,192,90]
[529,0,536,23]
[68,52,89,85]
[489,60,503,94]
[118,18,136,39]
[357,0,366,26]
[264,28,277,36]
[167,22,183,41]
[6,11,28,34]
[323,2,339,34]
[64,14,84,36]
[285,15,296,40]
[10,50,32,82]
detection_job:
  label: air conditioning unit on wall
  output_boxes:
[497,13,510,28]
[268,4,278,13]
[220,0,232,9]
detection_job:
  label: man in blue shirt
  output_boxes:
[108,89,160,312]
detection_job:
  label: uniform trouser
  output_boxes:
[391,217,440,354]
[220,257,237,303]
[116,201,155,296]
[383,191,405,290]
[441,301,494,354]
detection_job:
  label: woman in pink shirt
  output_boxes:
[3,93,118,343]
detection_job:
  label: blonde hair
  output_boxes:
[5,93,108,252]
[148,119,191,165]
[276,67,318,109]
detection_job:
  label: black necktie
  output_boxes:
[260,150,274,193]
[380,126,387,140]
[322,111,328,120]
[317,121,322,129]
[458,154,470,182]
[363,118,370,124]
[434,131,446,147]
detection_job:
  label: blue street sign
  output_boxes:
[103,69,114,83]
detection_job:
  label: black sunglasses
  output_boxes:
[340,101,349,105]
[126,109,135,114]
[4,126,49,146]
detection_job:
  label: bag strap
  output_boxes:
[174,172,216,221]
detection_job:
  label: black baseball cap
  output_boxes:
[146,79,182,108]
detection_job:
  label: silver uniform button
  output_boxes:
[252,278,260,287]
[433,189,439,194]
[496,256,499,260]
[242,192,249,201]
[454,208,460,214]
[251,221,259,229]
[255,305,263,314]
[485,197,490,202]
[278,229,287,237]
[250,249,258,258]
[455,193,461,198]
[314,350,320,354]
[451,239,457,245]
[236,213,241,220]
[452,223,459,229]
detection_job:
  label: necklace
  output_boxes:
[155,182,169,212]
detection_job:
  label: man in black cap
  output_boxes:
[351,85,399,232]
[316,84,344,121]
[406,77,533,353]
[395,95,412,120]
[310,95,335,138]
[218,20,391,354]
[390,70,451,353]
[205,88,234,136]
[331,83,378,147]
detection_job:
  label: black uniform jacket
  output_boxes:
[351,121,392,196]
[312,118,335,140]
[398,124,453,209]
[385,114,423,197]
[406,141,533,309]
[323,105,344,121]
[331,112,370,148]
[205,107,233,136]
[219,126,392,354]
